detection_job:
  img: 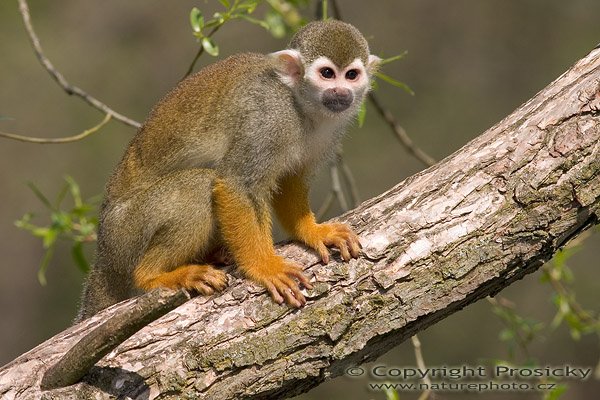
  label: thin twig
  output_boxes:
[596,333,600,380]
[368,93,436,167]
[542,233,600,376]
[183,47,206,79]
[0,114,111,144]
[315,0,324,20]
[340,158,360,208]
[486,296,533,360]
[316,158,358,220]
[317,156,359,220]
[330,164,349,211]
[17,0,141,129]
[541,265,598,325]
[329,0,436,169]
[330,0,343,20]
[182,25,224,80]
[411,335,432,400]
[316,192,335,221]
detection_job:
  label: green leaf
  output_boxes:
[237,1,259,13]
[213,12,226,24]
[499,328,514,342]
[64,175,82,208]
[37,245,55,286]
[544,384,568,400]
[383,387,400,400]
[264,11,288,38]
[72,203,94,218]
[357,102,367,127]
[27,181,53,210]
[30,226,50,239]
[370,78,379,91]
[71,242,90,273]
[557,295,571,314]
[218,0,231,8]
[550,311,565,330]
[569,327,582,341]
[379,51,409,66]
[190,7,204,33]
[375,72,415,95]
[202,37,219,56]
[562,264,574,282]
[50,211,72,232]
[14,213,35,230]
[53,181,69,210]
[552,246,579,267]
[491,359,515,368]
[240,15,270,30]
[41,228,58,249]
[565,312,584,340]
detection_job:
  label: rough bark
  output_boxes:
[1,46,599,400]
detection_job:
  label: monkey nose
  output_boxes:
[322,88,354,112]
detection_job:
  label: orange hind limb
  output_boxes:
[134,264,228,296]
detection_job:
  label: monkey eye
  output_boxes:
[320,67,335,79]
[345,69,359,81]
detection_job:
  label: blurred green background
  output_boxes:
[0,1,599,399]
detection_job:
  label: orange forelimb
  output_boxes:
[213,178,312,307]
[273,173,361,264]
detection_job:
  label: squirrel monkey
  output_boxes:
[77,20,380,320]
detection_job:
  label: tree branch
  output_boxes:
[326,0,437,168]
[411,335,432,400]
[0,113,111,144]
[1,44,599,400]
[40,288,191,390]
[368,93,437,167]
[17,0,141,129]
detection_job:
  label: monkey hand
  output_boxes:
[301,222,361,264]
[245,256,313,308]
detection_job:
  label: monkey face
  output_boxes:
[270,44,380,118]
[305,56,369,115]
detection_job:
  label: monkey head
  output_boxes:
[270,20,380,118]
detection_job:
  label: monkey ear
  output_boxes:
[367,54,382,74]
[269,49,304,87]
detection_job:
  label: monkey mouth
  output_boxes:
[322,97,353,113]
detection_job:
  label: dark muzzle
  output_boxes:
[322,88,354,112]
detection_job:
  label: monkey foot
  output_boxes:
[139,264,228,296]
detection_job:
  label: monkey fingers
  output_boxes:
[251,260,313,308]
[311,222,361,264]
[138,264,228,296]
[265,275,304,308]
[185,265,229,295]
